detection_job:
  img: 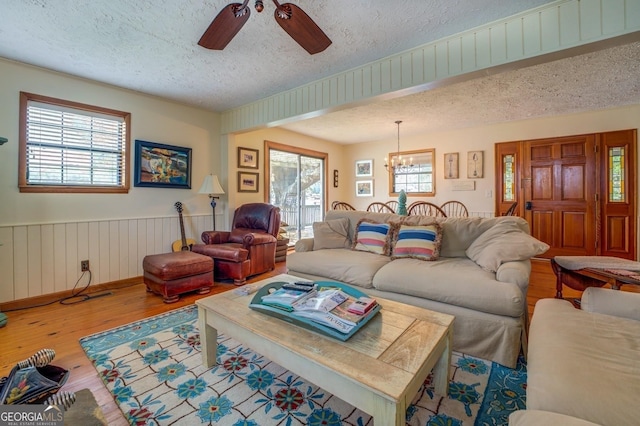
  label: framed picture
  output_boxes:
[355,159,373,177]
[134,140,192,188]
[238,171,259,192]
[238,147,259,169]
[356,180,373,197]
[444,153,459,179]
[467,151,484,178]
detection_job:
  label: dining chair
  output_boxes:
[366,202,395,213]
[385,200,399,213]
[505,202,518,216]
[440,201,469,217]
[407,201,448,217]
[331,201,357,211]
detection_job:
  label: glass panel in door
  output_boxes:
[269,149,324,244]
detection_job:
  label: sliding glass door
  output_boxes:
[266,141,327,245]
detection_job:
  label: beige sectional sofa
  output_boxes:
[286,210,549,368]
[511,287,640,425]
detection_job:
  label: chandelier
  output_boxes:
[384,120,414,175]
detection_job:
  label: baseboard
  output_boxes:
[0,276,143,312]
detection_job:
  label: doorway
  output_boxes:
[265,141,328,245]
[495,129,637,259]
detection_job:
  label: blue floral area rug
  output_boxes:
[80,305,526,425]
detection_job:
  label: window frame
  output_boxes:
[18,92,131,193]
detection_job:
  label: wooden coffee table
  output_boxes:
[196,274,454,425]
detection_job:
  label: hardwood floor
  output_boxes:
[0,259,617,424]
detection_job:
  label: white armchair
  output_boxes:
[512,288,640,426]
[580,286,640,320]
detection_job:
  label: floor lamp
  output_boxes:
[198,174,225,230]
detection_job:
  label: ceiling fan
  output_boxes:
[198,0,332,55]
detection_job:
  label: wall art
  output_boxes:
[134,140,191,188]
[355,159,373,177]
[444,153,459,179]
[238,147,259,169]
[238,171,259,192]
[467,151,484,179]
[356,180,373,197]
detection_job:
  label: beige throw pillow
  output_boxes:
[313,218,350,250]
[466,220,550,272]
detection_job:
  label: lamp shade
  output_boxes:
[198,174,225,195]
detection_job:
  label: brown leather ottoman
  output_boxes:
[192,244,250,285]
[143,251,214,303]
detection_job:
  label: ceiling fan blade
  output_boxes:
[198,3,251,50]
[273,3,332,55]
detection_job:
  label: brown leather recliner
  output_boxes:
[192,203,281,285]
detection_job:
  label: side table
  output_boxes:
[551,256,640,300]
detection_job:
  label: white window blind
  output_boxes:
[25,101,127,187]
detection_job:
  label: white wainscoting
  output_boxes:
[0,214,213,303]
[469,211,495,218]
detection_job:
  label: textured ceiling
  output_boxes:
[282,41,640,143]
[1,0,638,144]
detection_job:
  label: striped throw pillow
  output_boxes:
[352,220,391,255]
[391,223,442,261]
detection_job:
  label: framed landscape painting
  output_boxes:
[134,140,191,188]
[355,159,373,177]
[238,172,259,192]
[356,180,373,197]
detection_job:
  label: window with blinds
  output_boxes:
[19,92,131,193]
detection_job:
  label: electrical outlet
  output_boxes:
[81,260,90,272]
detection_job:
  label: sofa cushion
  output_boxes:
[352,219,392,255]
[372,257,525,317]
[390,223,442,261]
[465,220,549,272]
[312,218,350,250]
[287,248,392,289]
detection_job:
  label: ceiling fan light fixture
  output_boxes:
[198,1,331,54]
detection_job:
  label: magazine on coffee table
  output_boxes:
[249,281,381,341]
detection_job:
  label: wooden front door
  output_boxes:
[496,129,636,260]
[523,135,597,257]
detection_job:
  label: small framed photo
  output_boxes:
[444,153,459,179]
[356,180,373,197]
[238,171,259,192]
[467,151,484,178]
[355,159,373,177]
[134,140,192,188]
[238,147,259,169]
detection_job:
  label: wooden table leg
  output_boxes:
[371,399,403,426]
[198,306,217,368]
[551,258,564,299]
[432,330,452,397]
